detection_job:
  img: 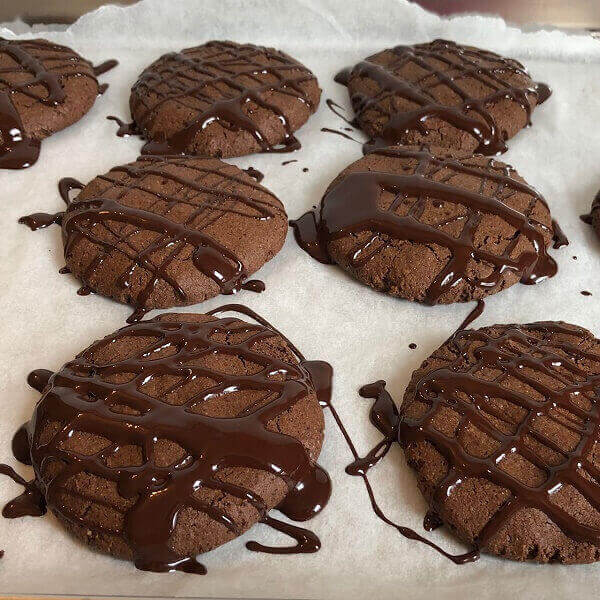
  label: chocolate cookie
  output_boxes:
[127,40,321,158]
[0,37,115,169]
[292,145,561,305]
[14,310,331,572]
[401,321,600,563]
[581,190,600,234]
[336,39,550,155]
[20,156,288,320]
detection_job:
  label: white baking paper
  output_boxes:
[1,0,600,598]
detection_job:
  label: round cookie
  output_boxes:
[401,321,600,564]
[61,155,288,319]
[23,311,329,571]
[292,145,558,304]
[129,40,321,158]
[0,37,100,168]
[337,39,550,155]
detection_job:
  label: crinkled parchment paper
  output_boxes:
[1,0,600,598]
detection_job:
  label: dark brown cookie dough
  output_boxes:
[292,145,559,305]
[582,190,600,235]
[55,156,287,318]
[401,321,600,564]
[129,40,321,158]
[0,38,103,168]
[23,311,329,571]
[337,39,550,155]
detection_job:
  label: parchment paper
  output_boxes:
[1,0,600,598]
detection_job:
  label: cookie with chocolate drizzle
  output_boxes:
[0,37,117,169]
[335,39,550,155]
[397,321,600,563]
[125,40,320,158]
[292,145,564,305]
[19,156,287,321]
[1,308,332,573]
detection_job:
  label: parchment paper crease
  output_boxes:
[1,0,600,598]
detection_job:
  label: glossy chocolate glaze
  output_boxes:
[291,147,562,304]
[120,41,317,156]
[0,39,116,169]
[1,305,333,572]
[19,157,279,321]
[335,39,551,156]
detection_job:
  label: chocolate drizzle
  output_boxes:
[125,41,317,156]
[0,464,45,519]
[92,59,118,77]
[18,176,82,230]
[107,115,139,137]
[1,305,333,572]
[325,98,357,127]
[551,220,569,249]
[58,177,84,204]
[320,127,362,144]
[399,322,600,554]
[19,157,282,321]
[0,38,116,169]
[338,381,478,564]
[336,39,551,155]
[18,211,62,231]
[291,147,560,304]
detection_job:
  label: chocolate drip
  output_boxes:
[455,299,485,333]
[282,159,298,166]
[243,167,264,182]
[92,59,118,76]
[1,307,332,573]
[581,214,593,225]
[107,115,139,137]
[0,39,114,169]
[27,368,53,392]
[325,98,358,127]
[399,322,600,553]
[409,343,417,350]
[0,465,46,519]
[336,39,550,156]
[241,279,266,293]
[581,290,592,296]
[125,41,316,156]
[320,127,362,144]
[246,515,320,554]
[98,83,109,95]
[335,380,478,564]
[551,220,569,248]
[77,285,92,296]
[12,423,32,465]
[58,177,84,204]
[18,211,62,231]
[59,266,70,274]
[19,157,282,320]
[291,147,560,304]
[0,93,40,169]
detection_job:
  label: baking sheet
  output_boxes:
[1,0,600,598]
